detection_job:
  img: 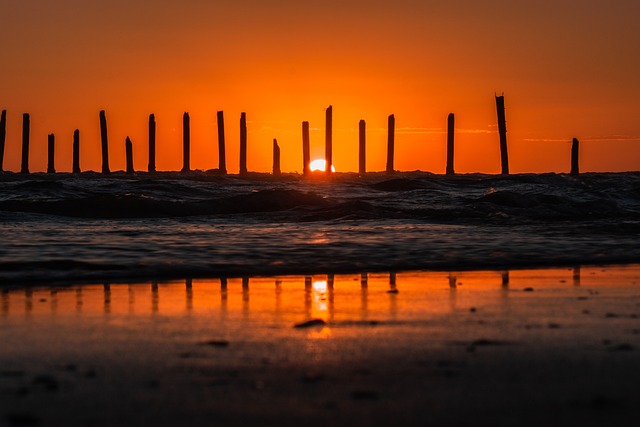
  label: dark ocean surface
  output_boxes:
[1,171,639,284]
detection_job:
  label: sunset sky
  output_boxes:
[1,0,639,173]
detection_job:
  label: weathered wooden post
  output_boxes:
[446,113,455,175]
[359,119,366,175]
[571,138,579,176]
[0,110,6,172]
[302,121,310,175]
[148,114,156,172]
[47,134,55,173]
[21,113,30,174]
[217,111,227,174]
[272,139,281,176]
[99,110,110,174]
[239,112,247,175]
[72,129,81,173]
[386,114,395,173]
[125,137,134,174]
[182,112,190,172]
[495,95,509,175]
[325,105,333,173]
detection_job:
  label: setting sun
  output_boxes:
[309,159,336,173]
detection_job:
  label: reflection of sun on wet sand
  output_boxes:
[1,266,640,426]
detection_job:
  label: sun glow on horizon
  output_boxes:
[309,159,336,173]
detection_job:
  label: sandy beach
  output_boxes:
[1,266,639,426]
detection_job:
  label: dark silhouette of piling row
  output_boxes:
[386,114,395,173]
[182,112,190,172]
[148,114,156,172]
[99,110,110,174]
[72,129,80,173]
[495,95,509,175]
[217,111,227,174]
[0,110,6,172]
[0,96,591,175]
[47,134,55,174]
[571,138,579,176]
[302,121,310,175]
[446,113,455,175]
[125,137,134,174]
[239,112,248,175]
[325,105,333,173]
[21,113,29,174]
[273,139,281,176]
[359,120,366,175]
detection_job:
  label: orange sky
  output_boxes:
[1,0,639,174]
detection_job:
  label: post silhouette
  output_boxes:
[302,121,310,175]
[446,113,455,175]
[325,105,333,173]
[99,110,110,174]
[125,137,134,174]
[386,114,395,173]
[72,129,81,173]
[47,134,55,174]
[272,139,281,176]
[239,112,247,175]
[0,110,6,172]
[495,95,509,175]
[182,112,190,172]
[217,111,227,174]
[571,138,579,176]
[21,113,30,174]
[148,114,156,172]
[359,119,366,175]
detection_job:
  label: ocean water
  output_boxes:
[1,171,639,284]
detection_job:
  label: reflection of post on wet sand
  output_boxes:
[242,277,250,315]
[151,281,159,313]
[275,279,282,318]
[361,273,368,288]
[75,287,82,313]
[448,273,457,289]
[304,277,312,318]
[128,284,135,314]
[220,277,228,316]
[104,283,111,314]
[186,279,193,312]
[361,275,369,320]
[50,289,58,314]
[327,274,334,290]
[573,266,581,286]
[501,271,510,288]
[388,273,398,319]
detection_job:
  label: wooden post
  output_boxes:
[446,113,455,175]
[325,105,333,173]
[495,95,509,175]
[302,121,310,175]
[272,138,281,176]
[21,113,30,174]
[182,112,190,172]
[0,110,6,172]
[72,129,81,173]
[386,114,395,173]
[148,114,156,172]
[99,110,110,174]
[217,111,227,174]
[359,120,366,175]
[570,138,579,176]
[47,134,55,174]
[125,137,134,174]
[239,112,247,175]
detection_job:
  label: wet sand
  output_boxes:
[1,266,640,426]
